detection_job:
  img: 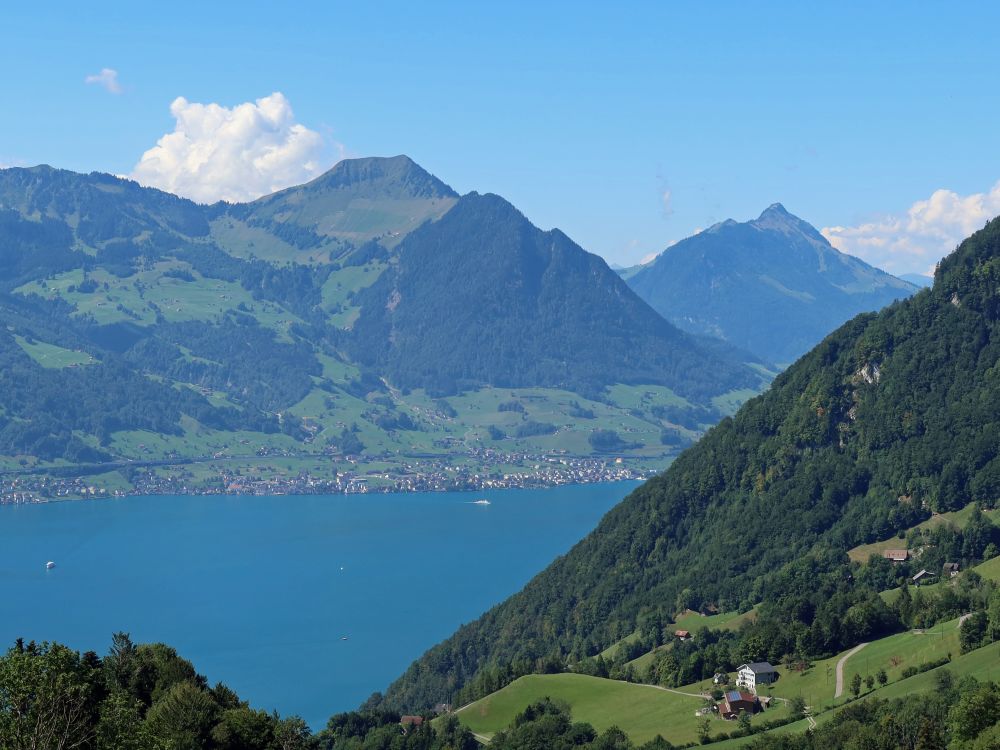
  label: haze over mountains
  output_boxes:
[623,204,918,364]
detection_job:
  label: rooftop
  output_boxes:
[741,661,776,673]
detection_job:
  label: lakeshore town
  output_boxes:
[0,447,660,503]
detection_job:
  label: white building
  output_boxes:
[736,662,777,693]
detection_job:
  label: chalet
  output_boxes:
[736,662,777,692]
[883,549,909,563]
[912,569,936,585]
[943,562,960,577]
[674,630,691,641]
[718,690,760,720]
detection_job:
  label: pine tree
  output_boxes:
[914,718,946,750]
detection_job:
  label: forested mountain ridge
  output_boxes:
[376,216,1000,711]
[0,158,764,493]
[349,191,762,399]
[625,203,917,364]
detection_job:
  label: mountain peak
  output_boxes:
[307,155,458,199]
[752,202,825,240]
[231,155,460,250]
[625,202,918,364]
[759,202,790,219]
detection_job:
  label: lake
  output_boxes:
[0,481,639,728]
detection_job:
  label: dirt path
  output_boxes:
[834,642,869,698]
[622,680,707,699]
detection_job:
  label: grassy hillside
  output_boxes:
[453,673,757,746]
[705,639,1000,749]
[451,612,977,747]
[848,501,1000,563]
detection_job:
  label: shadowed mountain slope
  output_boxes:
[348,192,765,398]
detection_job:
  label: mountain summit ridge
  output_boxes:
[348,189,763,398]
[259,154,459,202]
[626,204,917,363]
[224,155,460,252]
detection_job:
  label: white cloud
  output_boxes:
[661,189,673,217]
[85,68,122,94]
[131,92,335,204]
[822,182,1000,275]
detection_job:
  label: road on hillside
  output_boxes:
[834,642,869,698]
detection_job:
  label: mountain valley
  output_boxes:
[0,158,772,499]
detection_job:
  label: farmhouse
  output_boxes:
[883,549,909,563]
[674,629,691,641]
[718,690,760,720]
[943,562,960,577]
[736,662,777,692]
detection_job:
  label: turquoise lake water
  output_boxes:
[0,481,639,728]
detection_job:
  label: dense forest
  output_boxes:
[375,217,1000,711]
[0,634,314,750]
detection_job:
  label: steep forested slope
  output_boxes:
[626,204,917,363]
[378,217,1000,710]
[348,192,763,398]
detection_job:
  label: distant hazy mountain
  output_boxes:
[900,273,934,288]
[218,155,459,262]
[625,204,918,364]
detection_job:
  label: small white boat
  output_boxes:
[341,636,349,641]
[45,561,56,569]
[471,499,491,505]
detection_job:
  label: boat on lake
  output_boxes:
[45,561,55,569]
[471,499,491,505]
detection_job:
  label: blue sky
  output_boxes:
[3,2,999,274]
